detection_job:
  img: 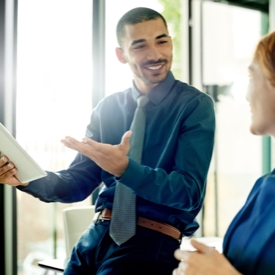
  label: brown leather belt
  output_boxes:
[99,209,181,241]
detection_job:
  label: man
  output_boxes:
[0,7,215,275]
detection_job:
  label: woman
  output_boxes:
[173,30,275,275]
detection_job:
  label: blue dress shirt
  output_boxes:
[19,71,215,236]
[223,170,275,274]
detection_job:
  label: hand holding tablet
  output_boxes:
[0,123,47,184]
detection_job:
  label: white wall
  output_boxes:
[270,0,275,31]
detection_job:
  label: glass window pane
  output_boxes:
[201,1,263,236]
[16,1,93,273]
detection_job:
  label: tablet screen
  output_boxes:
[0,123,47,183]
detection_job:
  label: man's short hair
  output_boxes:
[116,7,168,48]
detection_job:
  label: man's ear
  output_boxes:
[116,47,127,64]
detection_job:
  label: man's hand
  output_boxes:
[61,131,132,177]
[0,155,26,186]
[173,239,242,275]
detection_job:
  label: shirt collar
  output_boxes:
[131,71,175,105]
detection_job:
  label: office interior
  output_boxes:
[0,0,274,274]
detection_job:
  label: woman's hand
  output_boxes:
[173,239,242,275]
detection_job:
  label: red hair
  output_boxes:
[253,31,275,87]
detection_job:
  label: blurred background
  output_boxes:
[0,0,274,274]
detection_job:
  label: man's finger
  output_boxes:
[61,136,79,146]
[61,136,87,152]
[82,137,97,147]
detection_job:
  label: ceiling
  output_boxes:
[212,0,269,12]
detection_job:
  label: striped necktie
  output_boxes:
[110,95,149,245]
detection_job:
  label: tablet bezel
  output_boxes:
[0,123,47,183]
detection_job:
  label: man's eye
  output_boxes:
[134,45,145,49]
[159,40,168,44]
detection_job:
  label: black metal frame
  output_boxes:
[0,0,18,274]
[92,0,105,204]
[217,0,268,12]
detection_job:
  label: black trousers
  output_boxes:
[64,219,181,275]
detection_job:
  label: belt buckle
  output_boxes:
[94,210,107,224]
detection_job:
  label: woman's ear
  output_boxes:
[116,47,127,64]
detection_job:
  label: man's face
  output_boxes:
[116,18,173,93]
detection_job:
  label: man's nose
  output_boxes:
[146,46,161,60]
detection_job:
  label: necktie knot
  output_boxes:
[137,95,149,108]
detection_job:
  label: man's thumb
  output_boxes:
[121,130,132,148]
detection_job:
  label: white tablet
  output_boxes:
[0,123,47,183]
